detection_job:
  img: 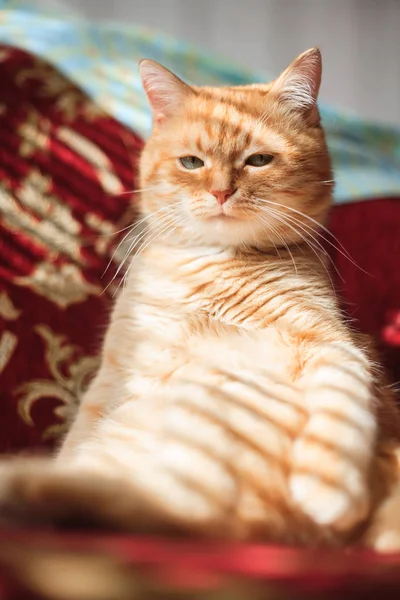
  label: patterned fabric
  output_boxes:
[0,45,142,453]
[1,1,400,204]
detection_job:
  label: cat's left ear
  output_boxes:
[139,59,194,126]
[270,48,322,122]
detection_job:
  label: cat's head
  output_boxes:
[139,48,333,250]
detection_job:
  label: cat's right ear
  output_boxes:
[139,60,193,126]
[269,48,322,123]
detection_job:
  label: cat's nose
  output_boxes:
[210,188,236,205]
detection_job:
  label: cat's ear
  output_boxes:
[270,48,322,120]
[139,59,194,125]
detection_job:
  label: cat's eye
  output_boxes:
[245,154,274,167]
[179,156,205,170]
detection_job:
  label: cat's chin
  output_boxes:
[189,215,265,248]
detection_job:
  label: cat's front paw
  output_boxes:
[289,439,370,531]
[289,473,368,531]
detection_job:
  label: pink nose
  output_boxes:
[210,188,236,205]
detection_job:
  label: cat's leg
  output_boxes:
[289,341,377,531]
[57,369,117,462]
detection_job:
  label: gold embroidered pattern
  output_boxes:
[57,127,124,195]
[17,325,99,440]
[18,109,51,158]
[0,171,82,261]
[0,331,18,375]
[15,262,101,309]
[16,59,105,121]
[85,212,115,256]
[0,292,21,321]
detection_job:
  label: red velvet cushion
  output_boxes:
[0,530,400,598]
[0,45,142,453]
[328,199,400,387]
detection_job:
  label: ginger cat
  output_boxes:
[1,48,400,550]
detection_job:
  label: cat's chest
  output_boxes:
[136,245,285,326]
[128,247,297,378]
[127,296,295,403]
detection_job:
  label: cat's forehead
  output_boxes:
[194,84,274,124]
[199,83,273,108]
[181,84,288,157]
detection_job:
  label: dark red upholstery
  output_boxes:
[0,45,142,453]
[328,198,400,387]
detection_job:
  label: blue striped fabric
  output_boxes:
[1,1,400,203]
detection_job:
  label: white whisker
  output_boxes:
[117,215,181,296]
[101,211,177,296]
[255,203,337,290]
[256,196,370,275]
[101,206,171,279]
[258,203,342,282]
[116,185,158,196]
[251,209,298,275]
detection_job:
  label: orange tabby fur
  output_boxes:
[0,48,400,549]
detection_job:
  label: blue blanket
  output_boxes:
[1,1,399,204]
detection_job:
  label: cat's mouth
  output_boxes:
[194,203,248,224]
[207,205,240,221]
[208,214,236,220]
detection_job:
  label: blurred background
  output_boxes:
[36,0,400,125]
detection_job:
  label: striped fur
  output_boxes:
[1,49,400,548]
